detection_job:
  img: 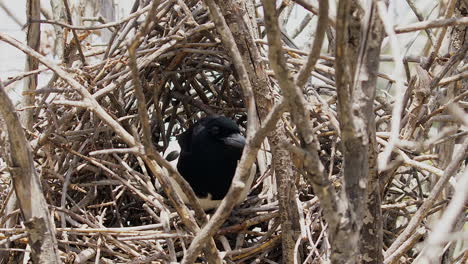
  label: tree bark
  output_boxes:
[22,0,41,130]
[217,1,302,262]
[0,81,60,263]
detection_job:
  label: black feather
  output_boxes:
[176,116,245,201]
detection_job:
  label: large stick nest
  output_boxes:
[1,0,465,263]
[2,1,288,263]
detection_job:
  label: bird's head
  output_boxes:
[178,116,246,154]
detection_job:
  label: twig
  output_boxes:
[295,0,328,89]
[384,138,468,264]
[416,167,468,263]
[61,0,87,65]
[30,4,151,30]
[376,1,408,171]
[395,16,468,34]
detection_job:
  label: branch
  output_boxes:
[29,4,151,30]
[295,0,329,89]
[384,138,468,263]
[376,1,408,171]
[416,167,468,263]
[0,79,60,263]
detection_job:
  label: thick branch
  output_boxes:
[0,80,60,263]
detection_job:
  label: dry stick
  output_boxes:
[429,40,468,90]
[384,138,468,264]
[329,0,370,261]
[425,0,457,69]
[3,68,49,89]
[127,0,160,151]
[391,227,427,261]
[0,1,24,27]
[394,16,468,34]
[416,167,468,263]
[54,206,140,257]
[349,1,385,262]
[404,0,436,45]
[292,0,336,27]
[61,0,87,65]
[376,137,443,177]
[0,80,60,263]
[439,71,468,86]
[49,0,66,59]
[31,4,152,30]
[376,1,408,171]
[22,0,41,131]
[335,1,381,248]
[414,41,468,124]
[295,0,328,89]
[291,13,313,39]
[217,211,280,235]
[257,40,427,66]
[418,89,468,126]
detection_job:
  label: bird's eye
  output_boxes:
[210,126,220,135]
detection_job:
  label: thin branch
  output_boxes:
[376,1,408,171]
[394,16,468,33]
[384,138,468,264]
[416,167,468,263]
[61,0,87,65]
[295,0,328,89]
[30,4,151,30]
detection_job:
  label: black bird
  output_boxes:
[167,116,255,210]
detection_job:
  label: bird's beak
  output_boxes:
[223,132,246,149]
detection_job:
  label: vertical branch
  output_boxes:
[433,2,468,262]
[50,0,67,58]
[62,0,87,65]
[376,1,408,170]
[352,2,385,263]
[295,0,329,89]
[22,0,41,130]
[423,0,457,69]
[0,80,60,263]
[216,2,310,262]
[334,0,362,260]
[335,1,387,262]
[260,1,358,263]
